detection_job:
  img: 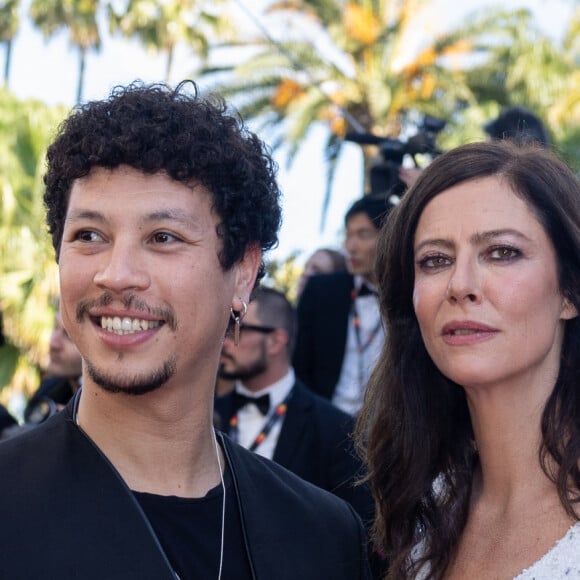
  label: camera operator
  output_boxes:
[398,106,550,189]
[345,115,445,197]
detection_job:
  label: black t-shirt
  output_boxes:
[134,468,252,580]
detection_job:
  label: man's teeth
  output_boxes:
[100,316,161,335]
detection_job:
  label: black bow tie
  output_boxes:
[232,391,270,415]
[357,284,377,297]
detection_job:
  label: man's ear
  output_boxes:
[266,328,289,356]
[233,243,262,309]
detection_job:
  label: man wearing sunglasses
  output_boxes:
[216,287,374,528]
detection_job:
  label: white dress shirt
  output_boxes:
[332,276,384,416]
[234,368,295,459]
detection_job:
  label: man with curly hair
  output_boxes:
[0,82,371,580]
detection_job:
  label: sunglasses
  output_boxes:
[238,323,276,335]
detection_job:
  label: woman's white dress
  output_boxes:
[514,521,580,579]
[415,521,580,579]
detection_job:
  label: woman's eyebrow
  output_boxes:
[414,237,454,254]
[415,229,532,253]
[470,228,532,244]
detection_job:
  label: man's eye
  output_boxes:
[75,230,101,242]
[152,232,178,243]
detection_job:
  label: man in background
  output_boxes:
[216,287,374,527]
[483,105,551,146]
[293,195,394,416]
[24,307,82,424]
[1,308,81,439]
[0,315,18,435]
[399,105,551,188]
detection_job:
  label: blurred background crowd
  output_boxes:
[0,0,579,421]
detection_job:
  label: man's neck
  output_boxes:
[75,380,221,497]
[360,273,377,287]
[352,274,378,293]
[238,363,290,393]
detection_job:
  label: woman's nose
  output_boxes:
[445,258,482,305]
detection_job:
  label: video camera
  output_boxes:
[345,115,446,197]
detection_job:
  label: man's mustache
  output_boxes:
[76,293,177,331]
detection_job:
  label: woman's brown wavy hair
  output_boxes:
[356,140,580,579]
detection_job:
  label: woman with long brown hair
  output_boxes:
[357,140,580,579]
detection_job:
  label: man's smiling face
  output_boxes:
[58,165,240,395]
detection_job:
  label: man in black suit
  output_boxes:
[293,195,395,415]
[216,286,373,527]
[0,82,371,579]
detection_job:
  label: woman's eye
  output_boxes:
[489,246,520,260]
[417,255,450,269]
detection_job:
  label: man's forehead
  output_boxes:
[65,169,215,228]
[346,212,378,231]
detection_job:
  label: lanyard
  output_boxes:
[229,388,294,452]
[350,288,382,389]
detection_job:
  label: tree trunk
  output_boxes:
[165,44,174,84]
[76,46,86,104]
[3,39,12,87]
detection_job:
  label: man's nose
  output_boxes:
[49,330,63,350]
[93,241,150,293]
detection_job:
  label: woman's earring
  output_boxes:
[230,300,248,346]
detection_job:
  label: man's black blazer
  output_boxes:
[215,379,374,529]
[293,271,355,399]
[0,398,372,579]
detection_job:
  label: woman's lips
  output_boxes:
[441,321,499,345]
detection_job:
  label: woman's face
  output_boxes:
[296,250,337,295]
[412,176,576,392]
[304,250,335,277]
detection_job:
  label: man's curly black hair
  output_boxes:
[44,80,282,282]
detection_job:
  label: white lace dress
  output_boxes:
[514,521,580,579]
[414,521,580,579]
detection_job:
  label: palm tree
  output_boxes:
[0,0,20,86]
[200,0,486,224]
[458,6,580,171]
[0,89,66,401]
[29,0,101,103]
[108,0,231,83]
[537,6,579,170]
[202,1,580,224]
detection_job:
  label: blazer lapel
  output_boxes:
[272,382,311,470]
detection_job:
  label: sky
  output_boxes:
[6,0,576,264]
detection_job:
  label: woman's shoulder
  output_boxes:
[514,521,580,579]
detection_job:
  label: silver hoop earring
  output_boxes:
[229,300,248,346]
